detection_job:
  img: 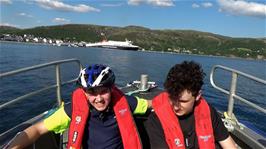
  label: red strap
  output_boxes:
[112,86,142,149]
[194,97,215,149]
[152,92,185,149]
[67,88,89,149]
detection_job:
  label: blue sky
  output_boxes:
[1,0,265,38]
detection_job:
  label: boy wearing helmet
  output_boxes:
[5,64,151,149]
[144,61,236,149]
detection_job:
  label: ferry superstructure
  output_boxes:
[85,40,139,51]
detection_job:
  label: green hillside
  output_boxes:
[0,26,21,34]
[1,24,265,59]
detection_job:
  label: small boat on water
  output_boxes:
[85,39,139,51]
[0,59,265,149]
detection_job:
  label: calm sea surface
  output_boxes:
[0,42,265,134]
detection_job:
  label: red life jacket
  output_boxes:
[67,86,142,149]
[152,92,215,149]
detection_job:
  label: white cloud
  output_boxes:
[0,0,12,4]
[52,17,70,24]
[192,2,213,9]
[192,3,200,8]
[35,0,100,13]
[202,2,213,8]
[128,0,174,7]
[128,0,145,6]
[100,3,123,7]
[0,22,19,27]
[218,0,266,18]
[18,12,33,18]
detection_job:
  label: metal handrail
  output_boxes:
[210,65,266,117]
[0,59,82,110]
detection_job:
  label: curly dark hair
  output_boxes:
[164,61,205,100]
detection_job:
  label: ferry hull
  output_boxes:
[93,45,139,51]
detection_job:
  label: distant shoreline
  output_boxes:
[1,40,265,61]
[138,47,265,61]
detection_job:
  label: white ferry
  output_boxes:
[85,39,139,51]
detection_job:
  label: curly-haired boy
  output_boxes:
[145,61,236,149]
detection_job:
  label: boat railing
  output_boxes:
[0,58,82,111]
[210,65,266,118]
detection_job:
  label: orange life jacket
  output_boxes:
[67,86,142,149]
[152,92,215,149]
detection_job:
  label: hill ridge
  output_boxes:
[0,24,265,59]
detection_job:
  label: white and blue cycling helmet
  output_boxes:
[77,64,115,89]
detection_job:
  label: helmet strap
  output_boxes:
[92,67,110,87]
[80,69,88,87]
